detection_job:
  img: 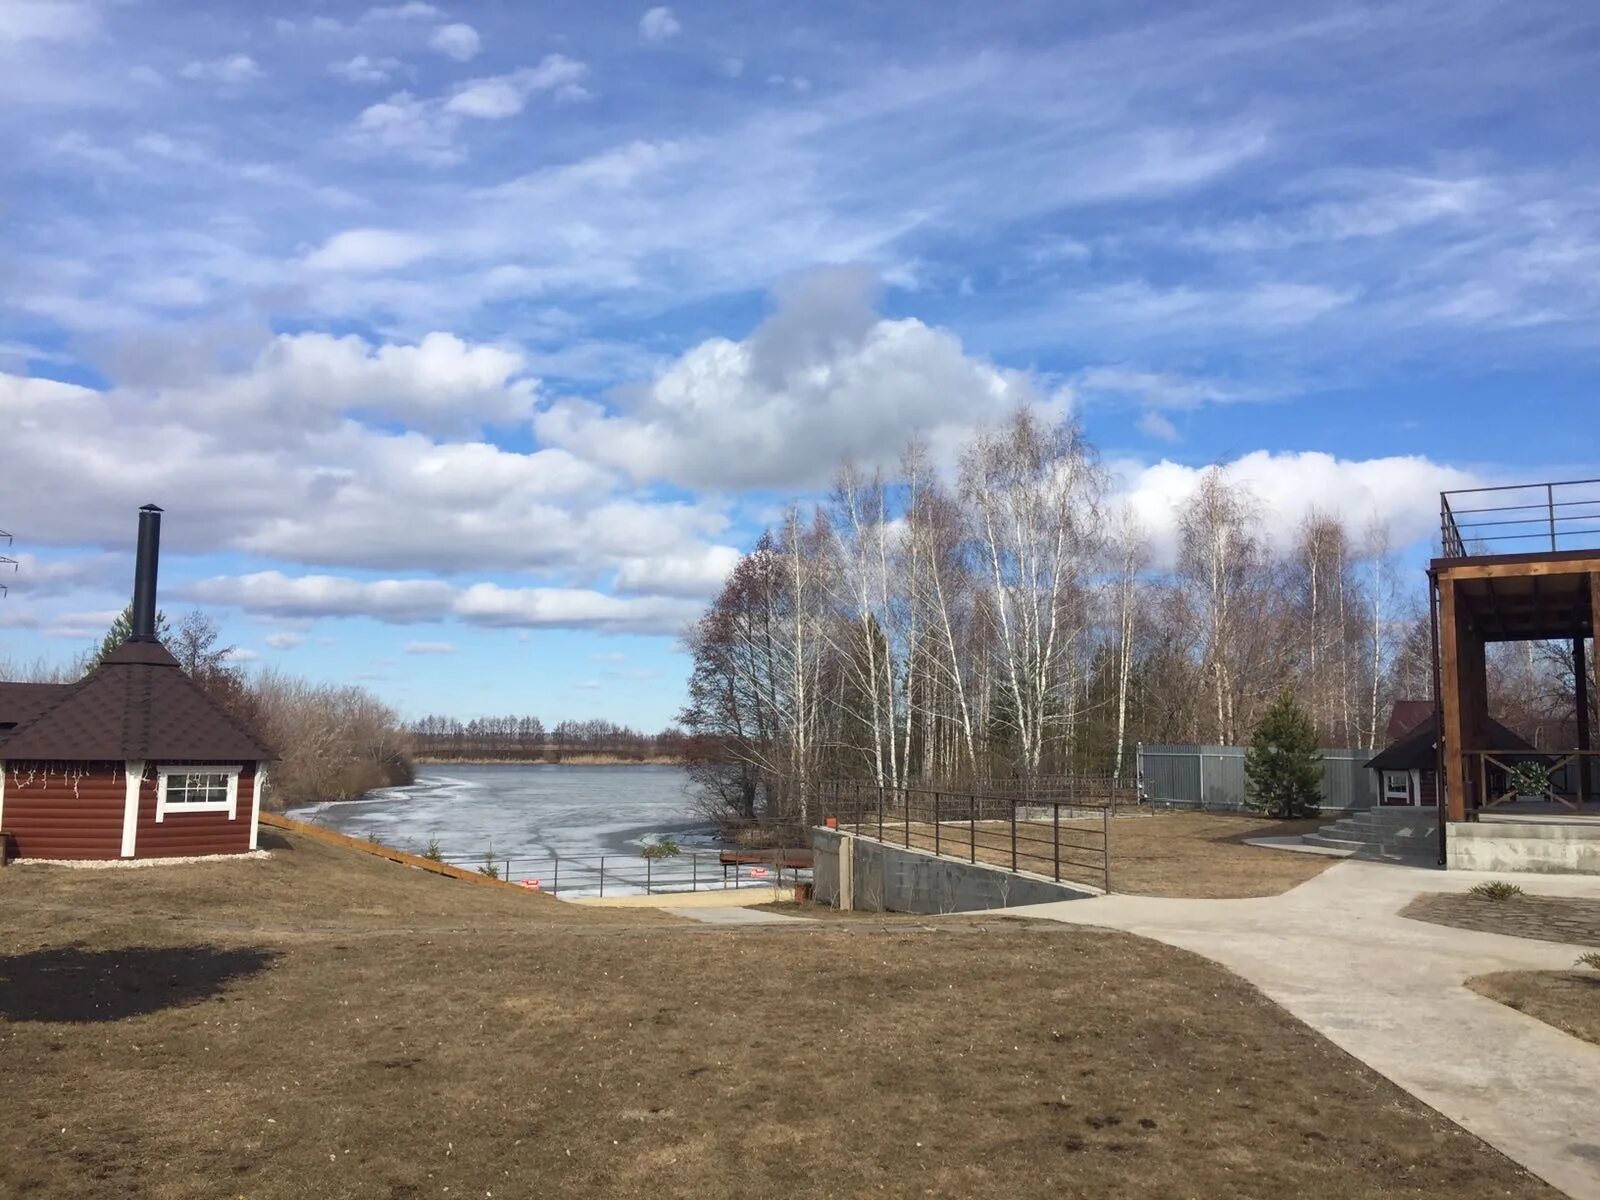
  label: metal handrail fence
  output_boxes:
[819,779,1112,893]
[1440,479,1600,558]
[431,848,806,898]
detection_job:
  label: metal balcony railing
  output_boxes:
[1440,479,1600,558]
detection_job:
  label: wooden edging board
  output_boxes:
[257,811,540,896]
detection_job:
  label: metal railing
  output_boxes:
[432,848,808,898]
[1441,479,1600,558]
[818,780,1112,893]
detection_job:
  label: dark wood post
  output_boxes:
[1576,636,1591,806]
[1052,803,1060,882]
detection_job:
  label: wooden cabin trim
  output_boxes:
[249,768,267,851]
[0,760,7,834]
[120,760,143,858]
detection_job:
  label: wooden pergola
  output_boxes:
[1433,480,1600,821]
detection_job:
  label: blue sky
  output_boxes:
[1,0,1597,729]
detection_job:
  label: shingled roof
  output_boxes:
[0,640,271,763]
[0,681,69,729]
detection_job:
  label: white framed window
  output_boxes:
[156,765,242,822]
[1384,771,1411,803]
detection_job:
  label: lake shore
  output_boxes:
[412,755,684,766]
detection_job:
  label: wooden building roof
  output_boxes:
[0,641,271,763]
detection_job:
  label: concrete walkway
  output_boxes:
[661,903,812,925]
[1010,859,1600,1199]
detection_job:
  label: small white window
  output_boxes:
[1384,772,1411,802]
[156,766,241,822]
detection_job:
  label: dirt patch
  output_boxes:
[0,828,1554,1199]
[1466,970,1600,1046]
[1402,892,1600,948]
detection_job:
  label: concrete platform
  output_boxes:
[1449,818,1600,873]
[568,885,789,909]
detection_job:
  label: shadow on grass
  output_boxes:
[257,827,295,852]
[0,945,274,1022]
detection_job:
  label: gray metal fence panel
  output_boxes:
[1137,744,1376,812]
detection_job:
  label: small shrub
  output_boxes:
[478,842,500,880]
[421,835,443,862]
[1468,881,1524,902]
[642,838,681,860]
[1576,951,1600,972]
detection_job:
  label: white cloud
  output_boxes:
[353,57,590,162]
[614,545,741,598]
[638,7,680,41]
[0,1,97,43]
[179,55,263,85]
[453,583,699,635]
[1117,451,1484,567]
[1074,366,1279,413]
[303,228,436,273]
[331,54,402,84]
[185,572,457,624]
[445,58,590,118]
[535,266,1059,489]
[429,22,480,62]
[1135,411,1180,442]
[363,2,441,19]
[42,609,122,640]
[353,91,462,165]
[181,573,700,635]
[264,631,305,649]
[404,640,458,654]
[222,647,261,663]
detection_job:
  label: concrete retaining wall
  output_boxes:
[811,827,1096,913]
[1447,821,1600,874]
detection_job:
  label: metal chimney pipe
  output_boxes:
[131,504,163,642]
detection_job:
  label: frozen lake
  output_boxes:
[286,763,711,878]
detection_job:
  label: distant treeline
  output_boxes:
[408,715,687,762]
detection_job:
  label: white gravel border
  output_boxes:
[7,850,272,869]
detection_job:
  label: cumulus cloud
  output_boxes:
[181,573,698,635]
[445,57,590,117]
[638,7,680,41]
[303,228,436,273]
[429,22,480,62]
[535,266,1059,489]
[613,545,741,598]
[1116,451,1484,567]
[331,54,402,84]
[264,631,305,649]
[353,57,590,162]
[185,572,457,623]
[179,54,263,85]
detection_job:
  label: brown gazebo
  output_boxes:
[1432,479,1600,820]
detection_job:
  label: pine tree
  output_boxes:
[91,603,173,667]
[1244,690,1323,818]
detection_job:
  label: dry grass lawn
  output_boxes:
[0,827,1552,1199]
[858,811,1335,898]
[1466,969,1600,1047]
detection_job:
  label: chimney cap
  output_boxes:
[139,503,164,513]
